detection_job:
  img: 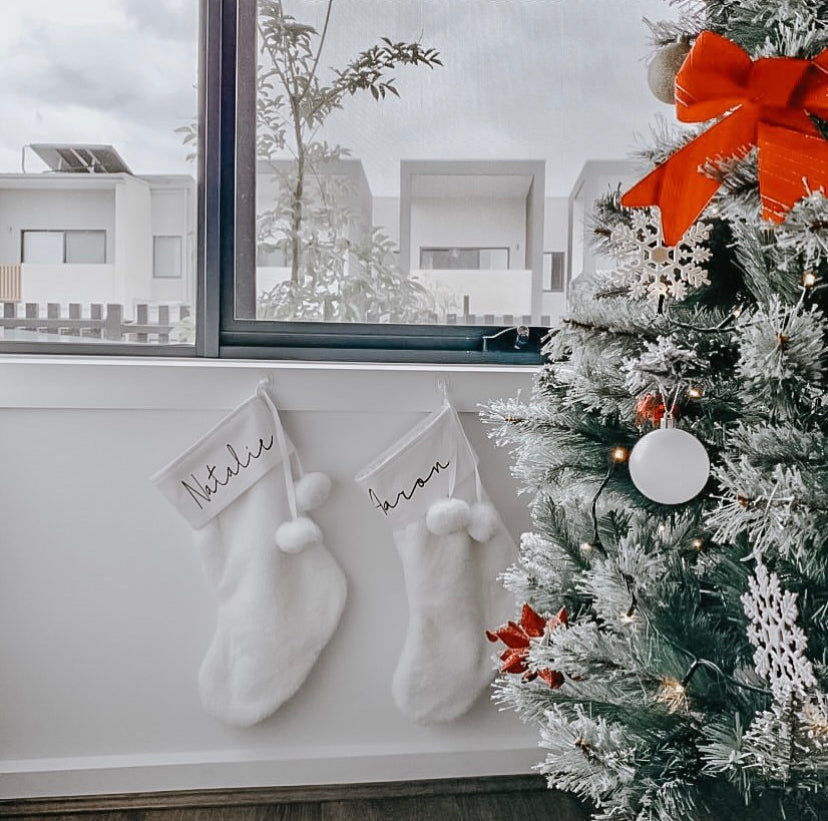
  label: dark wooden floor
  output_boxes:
[0,775,590,820]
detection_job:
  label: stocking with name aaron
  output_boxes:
[355,400,516,724]
[152,384,346,727]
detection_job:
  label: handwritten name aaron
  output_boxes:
[181,435,275,510]
[368,459,450,516]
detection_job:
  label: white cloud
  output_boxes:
[0,0,678,190]
[0,0,197,174]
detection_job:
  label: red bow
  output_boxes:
[486,604,567,688]
[622,31,828,245]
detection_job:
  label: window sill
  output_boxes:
[0,354,535,412]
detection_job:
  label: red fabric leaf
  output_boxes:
[519,603,547,637]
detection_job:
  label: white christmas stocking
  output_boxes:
[152,384,347,727]
[355,400,516,723]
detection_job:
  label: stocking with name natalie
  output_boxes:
[355,400,516,723]
[152,384,346,727]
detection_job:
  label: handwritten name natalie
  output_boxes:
[182,435,275,510]
[368,459,450,516]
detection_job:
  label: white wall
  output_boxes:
[0,358,539,799]
[542,196,569,322]
[410,198,526,271]
[414,269,532,317]
[19,263,119,305]
[115,177,153,310]
[0,186,116,266]
[372,196,400,247]
[569,160,642,280]
[149,185,195,306]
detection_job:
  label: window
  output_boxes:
[21,231,64,265]
[543,252,565,293]
[22,230,107,265]
[22,230,107,264]
[153,236,183,279]
[0,1,676,359]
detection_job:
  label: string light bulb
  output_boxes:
[579,542,594,555]
[655,677,689,713]
[611,446,630,464]
[691,538,704,552]
[687,386,703,399]
[804,271,818,288]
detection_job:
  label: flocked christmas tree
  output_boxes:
[484,1,828,819]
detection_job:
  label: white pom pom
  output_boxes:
[295,472,332,512]
[467,502,499,542]
[274,516,322,554]
[425,498,470,536]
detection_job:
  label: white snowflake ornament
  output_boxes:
[611,207,712,302]
[741,560,817,702]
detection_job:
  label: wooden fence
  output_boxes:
[0,299,545,342]
[0,265,22,303]
[0,302,191,343]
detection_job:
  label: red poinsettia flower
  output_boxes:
[486,603,567,688]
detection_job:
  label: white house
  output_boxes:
[0,144,196,320]
[0,144,619,333]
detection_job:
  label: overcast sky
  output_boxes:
[0,0,677,195]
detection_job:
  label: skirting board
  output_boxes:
[0,745,543,800]
[0,775,592,819]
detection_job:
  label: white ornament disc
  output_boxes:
[628,427,710,505]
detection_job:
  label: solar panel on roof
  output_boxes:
[29,144,132,174]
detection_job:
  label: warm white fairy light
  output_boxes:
[655,676,689,713]
[611,446,630,464]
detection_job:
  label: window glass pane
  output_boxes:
[244,0,672,328]
[0,0,198,346]
[22,231,63,264]
[65,230,106,264]
[153,235,183,279]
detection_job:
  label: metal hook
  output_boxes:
[257,373,275,396]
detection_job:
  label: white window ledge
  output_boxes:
[0,355,535,413]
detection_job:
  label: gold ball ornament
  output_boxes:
[648,41,692,105]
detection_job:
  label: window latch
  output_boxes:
[481,324,534,353]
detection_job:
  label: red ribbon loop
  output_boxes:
[622,31,828,245]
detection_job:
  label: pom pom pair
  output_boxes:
[274,472,331,554]
[425,498,499,542]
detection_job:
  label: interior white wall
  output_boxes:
[0,358,540,799]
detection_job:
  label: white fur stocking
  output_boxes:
[356,402,516,723]
[153,388,346,728]
[193,468,346,727]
